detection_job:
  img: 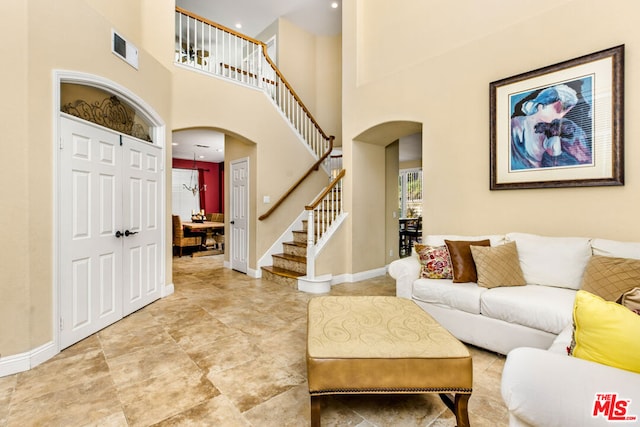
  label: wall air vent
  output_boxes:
[111,29,139,70]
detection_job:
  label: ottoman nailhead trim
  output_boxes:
[311,387,472,395]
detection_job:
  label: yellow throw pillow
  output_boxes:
[571,290,640,374]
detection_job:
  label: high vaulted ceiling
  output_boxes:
[171,1,421,165]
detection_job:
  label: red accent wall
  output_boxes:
[173,158,224,214]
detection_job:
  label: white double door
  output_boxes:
[59,116,163,349]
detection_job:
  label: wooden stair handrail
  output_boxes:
[258,136,334,221]
[177,7,331,140]
[259,44,331,140]
[305,169,345,210]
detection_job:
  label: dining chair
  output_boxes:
[172,215,203,257]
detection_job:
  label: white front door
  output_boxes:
[230,158,248,273]
[59,116,162,349]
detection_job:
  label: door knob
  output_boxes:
[230,221,235,224]
[115,230,123,238]
[125,230,138,236]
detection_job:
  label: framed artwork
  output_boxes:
[489,45,624,190]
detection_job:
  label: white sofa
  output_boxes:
[388,232,598,355]
[501,326,640,427]
[388,232,640,426]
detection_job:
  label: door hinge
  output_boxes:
[59,136,64,150]
[59,317,64,331]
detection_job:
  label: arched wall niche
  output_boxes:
[60,82,153,142]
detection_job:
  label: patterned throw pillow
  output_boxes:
[470,241,526,288]
[580,255,640,301]
[414,244,453,279]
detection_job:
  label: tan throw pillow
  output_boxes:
[581,255,640,301]
[470,242,526,288]
[618,287,640,313]
[445,239,490,283]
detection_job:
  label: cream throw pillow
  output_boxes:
[470,241,526,288]
[581,255,640,301]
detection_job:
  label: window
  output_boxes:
[399,168,422,218]
[172,168,201,221]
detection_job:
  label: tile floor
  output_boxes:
[0,255,508,426]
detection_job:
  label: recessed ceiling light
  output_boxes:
[172,142,178,146]
[331,2,339,9]
[198,155,205,159]
[235,23,242,29]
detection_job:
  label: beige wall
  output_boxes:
[0,0,173,359]
[277,18,342,147]
[343,0,640,279]
[0,1,30,356]
[315,35,343,147]
[171,68,329,267]
[277,18,317,115]
[385,141,400,264]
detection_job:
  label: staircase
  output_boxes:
[261,176,344,290]
[175,8,344,291]
[261,221,310,288]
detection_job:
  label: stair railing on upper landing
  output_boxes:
[175,7,334,219]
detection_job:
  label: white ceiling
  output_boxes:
[172,129,225,163]
[176,0,342,38]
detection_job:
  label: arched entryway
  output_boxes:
[352,120,423,266]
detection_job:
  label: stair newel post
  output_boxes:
[306,208,316,279]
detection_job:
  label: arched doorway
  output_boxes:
[352,121,422,266]
[54,71,168,350]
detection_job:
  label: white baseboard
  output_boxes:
[0,340,58,378]
[163,282,175,297]
[331,266,387,285]
[298,275,332,294]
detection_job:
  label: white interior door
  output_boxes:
[122,135,162,314]
[59,117,124,348]
[59,116,162,349]
[230,158,248,273]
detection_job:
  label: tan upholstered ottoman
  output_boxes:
[306,296,472,426]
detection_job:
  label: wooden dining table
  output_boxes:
[182,221,224,257]
[182,221,224,232]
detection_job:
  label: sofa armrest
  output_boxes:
[388,256,421,299]
[502,347,640,427]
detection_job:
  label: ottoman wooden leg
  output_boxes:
[439,393,471,427]
[453,393,471,427]
[310,395,322,427]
